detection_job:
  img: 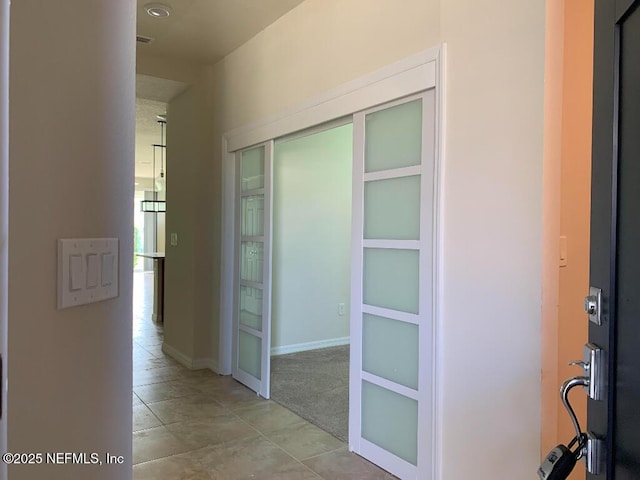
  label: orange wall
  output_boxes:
[558,1,594,477]
[541,0,564,457]
[542,1,594,477]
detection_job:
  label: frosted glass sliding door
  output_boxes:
[350,91,436,479]
[232,142,273,398]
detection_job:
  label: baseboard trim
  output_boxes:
[193,357,220,374]
[271,336,350,356]
[161,343,192,367]
[162,343,220,373]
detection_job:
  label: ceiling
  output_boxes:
[136,0,306,65]
[134,0,306,186]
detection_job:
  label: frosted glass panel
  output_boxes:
[364,175,421,240]
[241,242,264,283]
[365,99,422,173]
[363,248,419,314]
[363,314,418,389]
[239,286,263,331]
[362,381,418,465]
[241,147,265,191]
[241,195,265,237]
[238,331,261,379]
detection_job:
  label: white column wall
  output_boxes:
[8,1,135,478]
[0,0,9,474]
[439,1,545,477]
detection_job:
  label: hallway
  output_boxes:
[131,272,394,479]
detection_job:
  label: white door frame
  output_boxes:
[231,141,273,399]
[0,0,9,474]
[219,45,445,477]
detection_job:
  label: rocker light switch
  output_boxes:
[86,254,99,288]
[58,238,119,309]
[101,253,114,286]
[69,255,83,291]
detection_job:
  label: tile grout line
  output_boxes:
[226,413,325,479]
[224,402,347,478]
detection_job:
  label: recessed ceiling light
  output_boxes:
[145,3,172,18]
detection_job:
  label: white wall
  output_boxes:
[137,51,201,85]
[271,124,352,352]
[212,0,440,132]
[164,78,216,368]
[164,86,199,362]
[439,1,544,477]
[8,1,135,479]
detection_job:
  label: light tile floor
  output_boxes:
[132,271,395,479]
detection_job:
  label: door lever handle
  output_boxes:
[537,376,590,479]
[566,344,604,401]
[561,375,589,457]
[568,360,588,369]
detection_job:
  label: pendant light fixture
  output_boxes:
[141,118,167,213]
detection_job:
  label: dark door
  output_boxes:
[589,0,640,478]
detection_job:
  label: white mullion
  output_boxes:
[362,304,421,325]
[364,165,422,182]
[240,236,265,243]
[238,324,263,338]
[260,140,274,399]
[363,239,420,251]
[432,49,444,480]
[240,188,265,197]
[231,152,242,379]
[417,88,437,477]
[364,90,430,116]
[239,280,263,289]
[349,110,366,454]
[361,371,419,401]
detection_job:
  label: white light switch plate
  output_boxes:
[58,238,119,309]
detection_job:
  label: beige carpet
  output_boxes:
[270,345,349,441]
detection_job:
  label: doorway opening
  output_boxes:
[269,121,353,442]
[132,97,170,452]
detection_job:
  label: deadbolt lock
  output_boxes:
[584,297,597,315]
[584,286,602,325]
